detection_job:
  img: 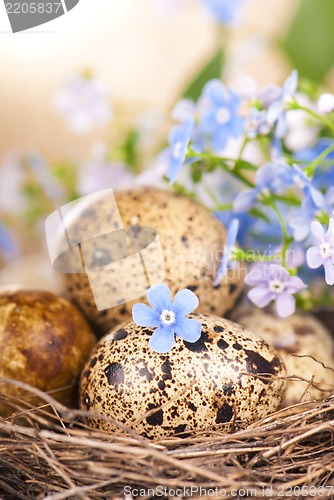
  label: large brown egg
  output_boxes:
[80,313,286,439]
[59,188,244,334]
[0,287,96,416]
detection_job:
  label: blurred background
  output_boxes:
[1,0,334,288]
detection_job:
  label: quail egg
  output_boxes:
[80,313,286,438]
[0,287,96,416]
[237,309,334,405]
[60,188,244,334]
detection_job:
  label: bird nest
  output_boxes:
[0,378,334,500]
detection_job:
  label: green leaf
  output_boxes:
[182,49,224,101]
[283,0,334,82]
[121,129,140,173]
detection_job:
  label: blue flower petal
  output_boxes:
[168,154,183,185]
[172,288,199,316]
[173,318,201,343]
[149,326,175,353]
[147,284,172,311]
[203,79,225,106]
[211,127,228,152]
[233,188,258,212]
[227,218,240,247]
[132,303,160,327]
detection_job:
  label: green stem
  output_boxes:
[232,248,281,262]
[293,104,334,135]
[188,151,256,188]
[304,142,334,177]
[269,201,291,267]
[237,137,248,161]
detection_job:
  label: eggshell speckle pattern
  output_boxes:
[237,310,334,406]
[60,188,244,335]
[80,313,286,438]
[0,288,96,416]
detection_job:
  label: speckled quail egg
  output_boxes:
[0,287,96,416]
[236,310,334,406]
[80,313,286,438]
[60,188,244,334]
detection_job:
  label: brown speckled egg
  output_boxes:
[237,310,334,406]
[60,188,244,334]
[80,313,286,438]
[0,287,96,416]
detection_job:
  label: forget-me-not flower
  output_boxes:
[167,120,193,184]
[0,223,19,262]
[244,108,271,139]
[233,161,292,212]
[53,75,112,134]
[290,186,334,241]
[200,80,244,153]
[245,264,307,317]
[280,163,324,209]
[202,0,244,25]
[213,219,239,287]
[306,219,334,285]
[267,70,298,138]
[132,284,201,353]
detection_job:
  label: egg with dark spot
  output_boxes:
[237,310,334,406]
[0,288,96,416]
[60,188,244,335]
[80,313,286,438]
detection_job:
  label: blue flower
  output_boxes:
[213,219,239,287]
[202,0,244,25]
[53,75,112,134]
[132,284,201,353]
[244,108,271,139]
[234,161,324,213]
[215,210,254,247]
[0,223,19,262]
[289,186,334,242]
[306,219,334,285]
[295,139,334,190]
[267,70,298,138]
[167,120,193,184]
[200,80,244,152]
[288,164,324,208]
[295,138,334,164]
[245,264,306,317]
[233,161,292,212]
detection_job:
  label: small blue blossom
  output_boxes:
[132,284,201,353]
[295,139,334,190]
[215,210,254,247]
[53,75,112,134]
[167,120,193,184]
[306,219,334,285]
[200,80,244,152]
[234,161,324,213]
[289,186,334,241]
[245,264,307,317]
[172,99,197,122]
[202,0,244,25]
[289,197,317,242]
[288,164,324,208]
[0,223,19,262]
[233,161,292,212]
[244,108,271,139]
[267,70,298,138]
[213,219,239,287]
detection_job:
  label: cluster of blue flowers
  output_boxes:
[163,70,334,318]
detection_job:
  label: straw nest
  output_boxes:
[0,377,334,500]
